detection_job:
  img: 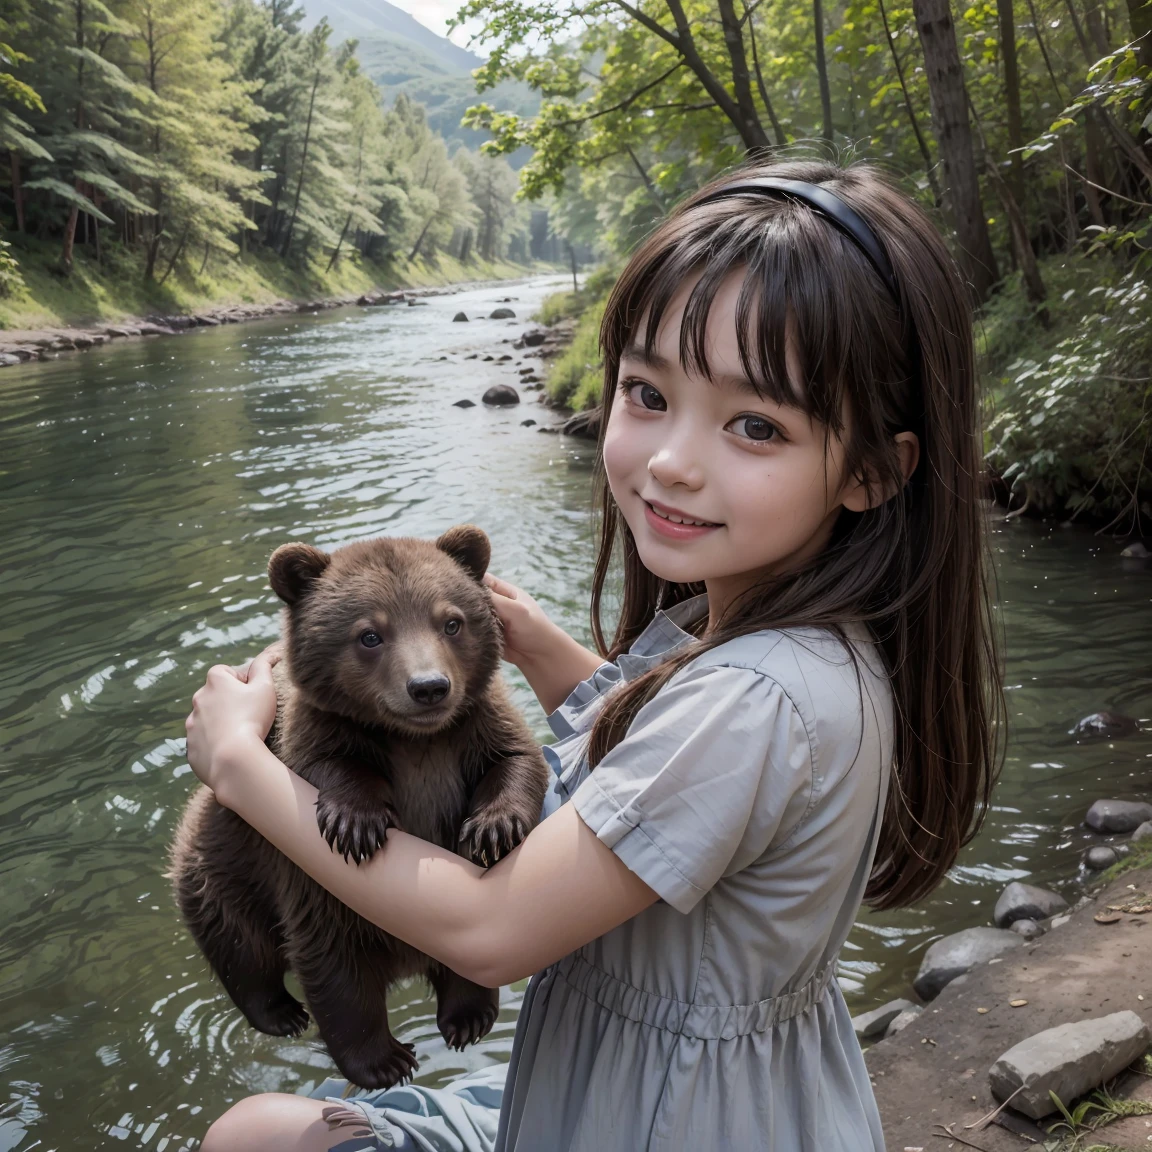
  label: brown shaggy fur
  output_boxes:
[169,525,549,1089]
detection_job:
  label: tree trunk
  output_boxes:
[407,215,435,263]
[159,225,189,285]
[282,71,321,259]
[747,11,788,147]
[9,151,23,232]
[326,214,351,272]
[877,0,943,203]
[813,0,834,140]
[996,0,1027,206]
[715,0,775,152]
[61,203,80,273]
[912,0,1000,301]
[1126,0,1152,68]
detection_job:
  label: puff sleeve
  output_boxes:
[569,661,816,914]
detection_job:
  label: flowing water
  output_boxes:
[1,274,1150,1150]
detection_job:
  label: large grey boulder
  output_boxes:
[994,882,1069,927]
[913,928,1023,1001]
[852,999,917,1040]
[489,307,516,319]
[1086,799,1152,833]
[989,1011,1151,1119]
[452,311,469,322]
[886,1006,923,1036]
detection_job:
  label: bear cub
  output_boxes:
[170,525,549,1089]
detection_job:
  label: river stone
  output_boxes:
[913,928,1023,1001]
[1132,820,1152,843]
[1084,845,1120,870]
[886,1006,923,1036]
[561,407,601,440]
[1121,541,1150,558]
[452,311,469,322]
[994,882,1069,927]
[989,1011,1151,1119]
[1008,918,1044,940]
[482,385,520,407]
[521,328,548,346]
[489,307,516,319]
[1070,711,1139,738]
[1086,799,1152,833]
[452,399,475,408]
[520,418,536,427]
[852,999,917,1040]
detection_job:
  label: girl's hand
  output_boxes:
[483,573,565,670]
[185,645,280,804]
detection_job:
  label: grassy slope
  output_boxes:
[1,237,550,331]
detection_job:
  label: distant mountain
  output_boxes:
[303,0,540,158]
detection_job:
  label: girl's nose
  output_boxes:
[647,434,705,490]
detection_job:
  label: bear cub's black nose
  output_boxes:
[407,674,450,706]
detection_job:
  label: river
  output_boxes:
[1,274,1150,1150]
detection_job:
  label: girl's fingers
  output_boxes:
[483,573,519,600]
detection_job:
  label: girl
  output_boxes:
[186,156,1002,1152]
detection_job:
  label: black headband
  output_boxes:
[695,177,901,300]
[695,177,923,405]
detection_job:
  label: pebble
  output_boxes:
[1008,918,1044,940]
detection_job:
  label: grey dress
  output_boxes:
[311,593,893,1152]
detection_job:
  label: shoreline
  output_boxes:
[0,270,559,371]
[870,863,1152,1149]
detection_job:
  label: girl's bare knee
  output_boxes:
[201,1092,337,1152]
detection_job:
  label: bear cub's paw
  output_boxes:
[339,1037,419,1091]
[243,989,310,1038]
[458,806,531,867]
[438,995,499,1051]
[315,791,401,864]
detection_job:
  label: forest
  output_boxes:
[449,0,1152,529]
[0,0,531,307]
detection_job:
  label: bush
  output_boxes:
[0,235,27,298]
[982,255,1152,529]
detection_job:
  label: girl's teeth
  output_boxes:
[652,504,711,527]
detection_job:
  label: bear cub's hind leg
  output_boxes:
[430,964,499,1051]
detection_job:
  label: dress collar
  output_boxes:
[616,592,709,679]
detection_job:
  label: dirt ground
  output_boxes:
[869,866,1152,1151]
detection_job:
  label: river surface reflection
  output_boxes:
[1,274,1149,1149]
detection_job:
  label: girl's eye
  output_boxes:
[621,379,666,411]
[726,414,781,443]
[444,619,462,636]
[359,630,382,648]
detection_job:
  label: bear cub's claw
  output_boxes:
[439,998,499,1050]
[340,1038,418,1091]
[243,991,310,1038]
[315,793,401,864]
[459,809,530,867]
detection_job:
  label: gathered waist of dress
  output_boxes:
[554,953,835,1040]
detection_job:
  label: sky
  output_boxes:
[389,0,485,49]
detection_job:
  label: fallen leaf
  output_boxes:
[1010,999,1028,1007]
[1096,912,1124,924]
[977,1007,989,1014]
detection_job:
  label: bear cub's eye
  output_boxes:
[359,630,383,648]
[444,619,462,636]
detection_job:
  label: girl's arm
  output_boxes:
[186,655,658,989]
[483,574,606,714]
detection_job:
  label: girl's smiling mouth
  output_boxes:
[642,497,723,539]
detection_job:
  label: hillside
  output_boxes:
[303,0,540,156]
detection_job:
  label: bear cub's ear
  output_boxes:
[268,543,331,605]
[435,524,490,582]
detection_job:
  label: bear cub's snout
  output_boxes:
[170,524,550,1090]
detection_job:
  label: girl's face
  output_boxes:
[603,267,874,620]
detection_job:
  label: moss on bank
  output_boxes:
[0,236,551,331]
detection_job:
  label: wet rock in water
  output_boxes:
[452,399,476,408]
[520,418,537,427]
[1086,799,1152,833]
[489,307,516,319]
[498,353,513,361]
[537,425,560,434]
[482,385,520,407]
[1121,541,1150,559]
[1008,918,1044,940]
[407,298,429,307]
[989,1011,1151,1119]
[561,408,601,440]
[913,927,1023,1001]
[0,352,22,366]
[1132,820,1152,843]
[521,328,548,347]
[483,355,494,361]
[1070,711,1139,738]
[886,1006,923,1037]
[852,999,917,1040]
[453,311,469,322]
[994,882,1069,928]
[1084,845,1120,870]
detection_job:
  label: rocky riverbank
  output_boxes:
[856,771,1152,1149]
[0,281,525,370]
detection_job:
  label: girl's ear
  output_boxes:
[841,432,921,512]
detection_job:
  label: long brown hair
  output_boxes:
[585,156,1004,910]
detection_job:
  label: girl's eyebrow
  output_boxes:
[621,341,761,397]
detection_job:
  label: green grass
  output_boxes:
[1097,838,1152,884]
[0,234,553,331]
[1042,1082,1152,1150]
